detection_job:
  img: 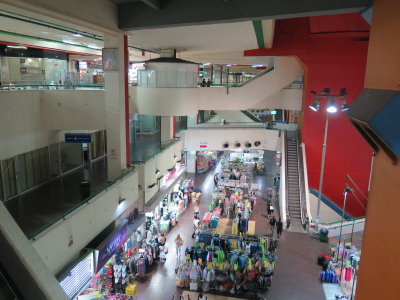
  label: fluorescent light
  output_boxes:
[252,64,264,67]
[7,45,27,49]
[203,62,211,65]
[326,100,338,113]
[226,64,232,67]
[41,31,49,34]
[73,32,83,37]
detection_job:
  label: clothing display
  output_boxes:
[176,233,275,299]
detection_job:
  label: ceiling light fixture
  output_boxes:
[118,197,126,205]
[6,45,27,49]
[155,168,160,175]
[252,64,264,67]
[203,62,211,66]
[73,32,83,37]
[326,100,338,113]
[226,64,232,67]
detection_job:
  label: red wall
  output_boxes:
[245,15,372,216]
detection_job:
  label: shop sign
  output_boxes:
[65,133,92,143]
[200,142,208,148]
[58,251,94,299]
[96,222,128,273]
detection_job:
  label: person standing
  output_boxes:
[193,203,200,218]
[175,234,184,257]
[267,200,272,217]
[269,216,277,236]
[206,79,212,87]
[214,173,219,186]
[200,78,206,87]
[276,218,283,238]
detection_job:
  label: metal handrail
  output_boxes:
[297,132,309,229]
[284,130,290,222]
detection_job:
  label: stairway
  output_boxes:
[286,138,302,228]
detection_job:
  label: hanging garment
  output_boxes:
[345,267,353,282]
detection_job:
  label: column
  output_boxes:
[104,33,128,180]
[160,116,174,144]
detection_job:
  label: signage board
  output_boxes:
[200,142,208,148]
[95,222,128,273]
[65,133,92,143]
[58,251,94,299]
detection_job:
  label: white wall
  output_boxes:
[31,170,139,275]
[182,128,280,151]
[141,141,182,203]
[131,57,304,116]
[0,90,106,159]
[44,90,106,130]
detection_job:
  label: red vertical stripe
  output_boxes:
[172,116,177,138]
[123,35,131,167]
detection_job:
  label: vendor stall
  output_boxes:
[176,233,276,299]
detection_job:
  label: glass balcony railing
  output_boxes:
[131,138,180,165]
[0,83,104,90]
[27,167,135,240]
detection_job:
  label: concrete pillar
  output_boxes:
[104,33,128,179]
[161,116,174,144]
[186,151,197,173]
[0,202,68,300]
[137,165,146,212]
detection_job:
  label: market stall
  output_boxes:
[176,233,276,299]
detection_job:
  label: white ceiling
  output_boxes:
[128,20,274,65]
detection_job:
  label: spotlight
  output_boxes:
[245,142,252,148]
[222,142,229,149]
[309,98,320,112]
[118,197,126,205]
[326,100,338,113]
[254,141,261,147]
[235,142,241,148]
[155,169,160,175]
[341,100,350,111]
[73,32,83,37]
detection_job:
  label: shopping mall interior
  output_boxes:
[0,0,399,300]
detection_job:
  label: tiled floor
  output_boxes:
[134,152,330,300]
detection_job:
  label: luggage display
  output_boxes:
[319,271,326,282]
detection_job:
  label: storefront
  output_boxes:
[196,151,218,173]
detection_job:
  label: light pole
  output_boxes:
[309,88,349,230]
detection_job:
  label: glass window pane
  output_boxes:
[17,154,28,192]
[60,142,83,173]
[49,144,60,178]
[1,158,17,199]
[38,147,49,184]
[25,152,35,189]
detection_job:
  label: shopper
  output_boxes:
[266,185,274,201]
[198,293,208,300]
[267,200,272,216]
[214,173,219,186]
[269,215,277,236]
[276,217,283,238]
[159,233,166,247]
[194,203,200,218]
[206,79,212,87]
[200,79,206,87]
[193,215,200,230]
[175,234,184,257]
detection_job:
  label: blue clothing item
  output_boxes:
[127,238,132,249]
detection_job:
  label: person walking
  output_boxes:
[175,234,184,257]
[266,185,274,201]
[200,78,206,87]
[267,200,272,217]
[269,215,277,236]
[193,203,200,218]
[276,217,283,238]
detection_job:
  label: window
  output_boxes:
[1,158,17,200]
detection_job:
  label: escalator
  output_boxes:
[240,110,262,122]
[285,131,308,230]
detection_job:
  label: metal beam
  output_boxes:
[118,0,369,30]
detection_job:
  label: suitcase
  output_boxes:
[125,284,137,296]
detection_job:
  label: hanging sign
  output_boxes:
[65,133,92,143]
[200,142,208,148]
